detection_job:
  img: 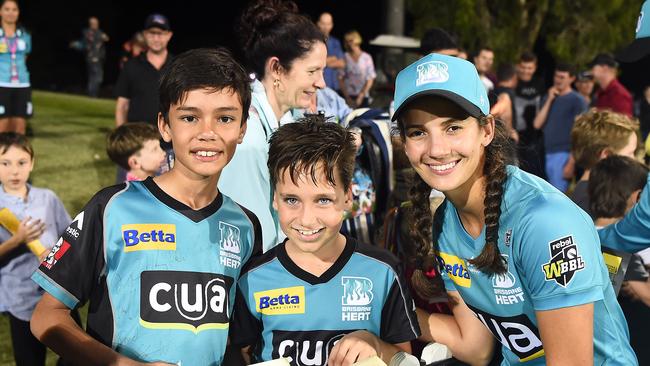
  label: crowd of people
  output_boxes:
[1,0,650,365]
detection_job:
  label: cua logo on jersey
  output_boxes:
[122,224,176,252]
[219,221,242,269]
[271,329,353,366]
[43,237,71,269]
[436,252,471,287]
[541,235,585,287]
[140,270,233,334]
[254,286,305,315]
[467,303,545,362]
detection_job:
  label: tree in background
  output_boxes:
[408,0,641,66]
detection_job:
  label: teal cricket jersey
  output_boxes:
[32,178,261,365]
[230,236,420,365]
[436,166,636,365]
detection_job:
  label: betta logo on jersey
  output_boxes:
[436,252,471,288]
[542,235,585,287]
[271,329,353,366]
[122,224,176,252]
[254,286,305,315]
[140,270,233,334]
[43,237,71,269]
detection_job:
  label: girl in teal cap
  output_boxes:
[393,53,636,365]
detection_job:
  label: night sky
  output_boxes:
[20,0,387,94]
[17,0,650,96]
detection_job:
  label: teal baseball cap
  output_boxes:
[392,53,489,121]
[618,0,650,62]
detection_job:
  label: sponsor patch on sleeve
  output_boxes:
[541,235,585,287]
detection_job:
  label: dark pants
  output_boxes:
[8,313,46,366]
[86,59,104,97]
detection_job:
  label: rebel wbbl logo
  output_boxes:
[542,235,585,287]
[140,270,233,333]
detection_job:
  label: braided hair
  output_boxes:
[403,117,515,297]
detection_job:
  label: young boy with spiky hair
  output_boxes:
[230,114,419,366]
[30,48,261,365]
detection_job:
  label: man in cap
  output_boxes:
[590,53,633,116]
[115,14,173,127]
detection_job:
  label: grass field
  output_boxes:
[0,90,116,365]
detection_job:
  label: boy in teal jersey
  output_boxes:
[392,53,636,365]
[30,48,261,366]
[230,115,420,366]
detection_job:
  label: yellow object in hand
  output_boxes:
[0,207,47,257]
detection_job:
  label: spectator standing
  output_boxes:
[72,17,108,98]
[0,0,31,135]
[339,30,376,108]
[219,0,326,251]
[490,63,518,141]
[317,12,345,93]
[533,63,587,192]
[419,27,459,56]
[574,71,595,106]
[591,53,633,116]
[473,47,495,91]
[514,51,546,179]
[115,14,172,127]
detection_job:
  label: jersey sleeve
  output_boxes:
[515,193,605,311]
[380,261,421,343]
[114,63,131,99]
[229,280,262,348]
[598,173,650,252]
[31,185,123,309]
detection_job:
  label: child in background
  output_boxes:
[231,115,419,366]
[106,122,166,181]
[0,132,71,366]
[589,155,650,364]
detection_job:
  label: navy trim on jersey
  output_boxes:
[142,177,223,223]
[276,236,355,285]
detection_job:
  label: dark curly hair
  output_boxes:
[238,0,326,79]
[399,116,515,297]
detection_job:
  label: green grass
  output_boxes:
[0,90,115,365]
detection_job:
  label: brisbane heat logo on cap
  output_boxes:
[416,61,449,86]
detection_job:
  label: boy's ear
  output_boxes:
[158,112,172,143]
[238,115,247,144]
[599,148,612,160]
[272,191,279,211]
[344,186,353,210]
[127,155,139,170]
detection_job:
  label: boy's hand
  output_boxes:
[328,330,379,366]
[15,216,45,243]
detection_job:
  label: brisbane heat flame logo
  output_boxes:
[341,277,373,306]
